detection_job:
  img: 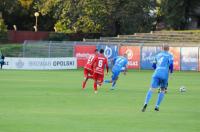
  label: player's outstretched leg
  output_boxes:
[93,81,98,94]
[155,88,165,111]
[82,81,86,89]
[142,104,147,112]
[142,88,153,112]
[82,77,88,89]
[82,75,94,89]
[93,73,99,94]
[110,80,116,90]
[104,80,111,84]
[110,75,118,90]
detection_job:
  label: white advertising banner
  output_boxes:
[3,57,77,70]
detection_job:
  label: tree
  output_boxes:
[36,0,108,33]
[0,0,54,31]
[114,0,154,34]
[0,18,7,32]
[18,0,34,9]
[0,0,34,30]
[0,0,157,34]
[36,0,154,35]
[158,0,200,29]
[0,17,8,42]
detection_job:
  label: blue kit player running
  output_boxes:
[142,45,174,112]
[104,54,128,90]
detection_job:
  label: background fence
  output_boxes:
[22,40,200,71]
[23,41,74,57]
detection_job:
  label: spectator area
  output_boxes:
[83,30,200,46]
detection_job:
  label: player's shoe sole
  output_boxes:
[154,107,159,111]
[110,88,115,90]
[110,86,116,90]
[141,104,147,112]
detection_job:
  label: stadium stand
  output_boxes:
[83,30,200,46]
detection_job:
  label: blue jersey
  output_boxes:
[112,56,128,72]
[152,51,173,80]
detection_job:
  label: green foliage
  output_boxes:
[0,44,23,57]
[0,18,8,43]
[159,0,186,29]
[42,0,107,34]
[36,0,154,35]
[0,32,8,43]
[2,0,200,35]
[158,0,200,29]
[73,16,102,33]
[116,0,154,34]
[0,0,34,30]
[0,18,7,32]
[0,0,55,31]
[18,0,34,9]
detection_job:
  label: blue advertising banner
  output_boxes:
[181,47,198,71]
[97,45,118,67]
[141,46,162,69]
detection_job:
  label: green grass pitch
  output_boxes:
[0,69,199,132]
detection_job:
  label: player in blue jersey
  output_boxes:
[142,45,174,112]
[104,54,128,90]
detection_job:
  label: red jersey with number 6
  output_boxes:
[94,54,108,75]
[84,54,98,71]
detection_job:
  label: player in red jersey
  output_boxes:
[93,49,109,94]
[82,49,99,89]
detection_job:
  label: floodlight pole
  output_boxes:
[34,12,39,32]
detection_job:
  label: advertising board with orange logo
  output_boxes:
[119,46,140,69]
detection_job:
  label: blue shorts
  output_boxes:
[151,77,168,88]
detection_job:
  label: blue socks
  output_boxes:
[156,92,165,108]
[112,81,116,87]
[110,81,116,90]
[143,89,165,110]
[104,80,111,83]
[144,90,153,104]
[104,80,117,90]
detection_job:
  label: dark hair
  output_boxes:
[100,49,104,54]
[95,49,98,52]
[163,44,169,51]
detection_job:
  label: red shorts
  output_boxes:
[84,68,93,78]
[93,73,104,83]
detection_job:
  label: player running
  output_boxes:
[104,54,128,90]
[82,49,99,89]
[141,45,174,112]
[0,53,5,69]
[93,49,109,94]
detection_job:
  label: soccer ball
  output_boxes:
[179,86,186,92]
